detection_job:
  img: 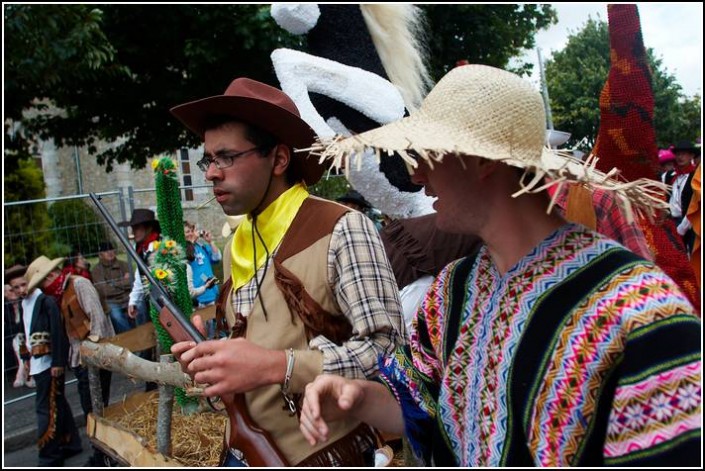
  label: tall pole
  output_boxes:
[537,47,554,131]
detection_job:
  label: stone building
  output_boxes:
[37,138,230,248]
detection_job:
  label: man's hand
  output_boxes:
[128,304,137,319]
[171,328,285,397]
[171,314,208,380]
[299,374,364,446]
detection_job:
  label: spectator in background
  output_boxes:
[62,250,92,281]
[184,221,222,340]
[669,140,699,253]
[337,189,382,230]
[119,208,161,327]
[5,265,34,388]
[336,189,372,213]
[659,147,676,184]
[91,241,133,334]
[183,221,221,308]
[184,249,219,305]
[685,162,701,286]
[119,208,161,391]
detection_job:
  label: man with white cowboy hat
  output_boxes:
[27,253,116,466]
[300,64,701,466]
[169,77,404,466]
[20,255,82,466]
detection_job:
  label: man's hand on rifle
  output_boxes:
[171,321,287,397]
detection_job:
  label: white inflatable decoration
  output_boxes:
[270,4,436,219]
[271,49,405,139]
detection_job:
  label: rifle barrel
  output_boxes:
[89,193,204,343]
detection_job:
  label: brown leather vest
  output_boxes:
[61,277,91,341]
[216,197,352,343]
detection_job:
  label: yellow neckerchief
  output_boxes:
[230,183,309,292]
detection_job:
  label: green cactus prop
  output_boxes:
[150,156,198,410]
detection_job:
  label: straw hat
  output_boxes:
[311,64,668,219]
[26,255,65,293]
[221,215,246,239]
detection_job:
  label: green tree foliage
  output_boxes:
[47,199,109,257]
[5,4,302,172]
[3,158,55,266]
[423,4,557,79]
[545,17,702,150]
[308,174,350,202]
[4,4,126,164]
[6,4,557,174]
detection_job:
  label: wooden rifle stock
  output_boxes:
[159,309,290,467]
[222,394,289,467]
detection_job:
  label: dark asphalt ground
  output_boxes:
[3,368,146,468]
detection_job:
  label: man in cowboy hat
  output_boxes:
[169,77,404,466]
[18,256,83,466]
[668,140,699,253]
[299,65,701,466]
[26,253,116,466]
[119,208,161,325]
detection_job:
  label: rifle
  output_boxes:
[90,193,289,467]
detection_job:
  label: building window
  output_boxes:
[180,149,194,201]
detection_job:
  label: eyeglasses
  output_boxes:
[196,147,261,172]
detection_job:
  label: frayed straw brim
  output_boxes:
[303,124,669,223]
[302,64,669,222]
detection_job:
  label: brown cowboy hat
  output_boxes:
[4,264,27,281]
[170,78,324,185]
[118,208,161,232]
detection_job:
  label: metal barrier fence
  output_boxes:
[2,179,337,405]
[4,190,133,403]
[3,183,219,405]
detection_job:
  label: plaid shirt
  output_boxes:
[232,210,406,379]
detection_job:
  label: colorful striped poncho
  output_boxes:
[378,223,701,466]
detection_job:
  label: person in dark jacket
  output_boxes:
[19,256,82,467]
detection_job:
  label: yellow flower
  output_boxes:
[154,269,169,280]
[165,240,176,249]
[151,160,160,170]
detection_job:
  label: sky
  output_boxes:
[519,3,703,97]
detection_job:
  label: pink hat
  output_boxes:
[658,148,675,164]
